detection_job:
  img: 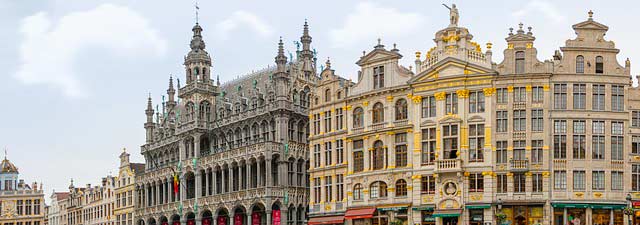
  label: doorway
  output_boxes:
[442,217,458,225]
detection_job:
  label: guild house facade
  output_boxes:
[308,5,640,225]
[0,156,45,225]
[135,21,314,225]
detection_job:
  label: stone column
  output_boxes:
[196,170,202,198]
[196,218,202,225]
[194,134,201,158]
[279,161,287,187]
[247,212,252,225]
[257,161,263,187]
[229,166,234,192]
[179,141,186,161]
[266,158,273,187]
[155,181,160,205]
[246,164,251,189]
[180,172,187,201]
[222,168,227,193]
[166,178,171,203]
[205,169,210,196]
[212,170,218,194]
[280,210,287,225]
[266,211,272,225]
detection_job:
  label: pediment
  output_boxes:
[420,119,437,127]
[467,115,485,123]
[356,49,402,66]
[572,20,608,31]
[438,114,463,124]
[409,58,494,84]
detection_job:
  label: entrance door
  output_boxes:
[514,215,526,225]
[442,217,458,225]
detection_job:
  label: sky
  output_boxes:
[1,0,639,202]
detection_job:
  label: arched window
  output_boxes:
[515,51,525,74]
[595,56,603,74]
[576,55,584,74]
[325,89,331,102]
[186,102,195,121]
[337,91,342,99]
[200,101,211,122]
[395,99,408,120]
[372,102,384,123]
[353,107,364,128]
[372,140,385,170]
[353,184,363,200]
[395,179,407,197]
[202,67,207,80]
[370,181,387,199]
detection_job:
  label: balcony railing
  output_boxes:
[435,159,462,173]
[510,159,529,171]
[393,119,409,127]
[369,122,386,131]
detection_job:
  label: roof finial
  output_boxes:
[4,147,6,160]
[377,38,381,46]
[195,1,200,24]
[588,10,593,20]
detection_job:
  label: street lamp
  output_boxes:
[497,198,503,210]
[496,198,504,225]
[626,194,633,225]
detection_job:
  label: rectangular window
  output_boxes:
[497,88,508,104]
[532,173,543,192]
[497,111,508,132]
[593,171,605,190]
[573,84,586,109]
[373,66,384,89]
[421,96,436,118]
[421,128,436,165]
[313,144,321,168]
[513,110,526,132]
[336,174,344,200]
[336,140,344,164]
[313,178,321,203]
[612,171,623,191]
[514,173,526,193]
[573,120,586,159]
[513,140,526,160]
[554,171,567,190]
[469,91,485,113]
[553,120,567,159]
[593,120,605,134]
[324,142,332,166]
[17,200,23,215]
[325,176,332,202]
[443,124,459,159]
[612,121,624,160]
[497,174,508,193]
[324,111,332,132]
[532,86,544,103]
[336,108,344,130]
[469,173,484,192]
[395,133,408,167]
[468,124,484,162]
[515,51,525,74]
[531,109,543,132]
[445,93,458,114]
[633,165,640,191]
[573,170,585,190]
[496,141,507,164]
[592,135,605,160]
[634,111,640,127]
[593,84,605,111]
[421,175,436,194]
[531,140,543,164]
[634,136,640,155]
[353,140,364,172]
[554,84,567,109]
[612,85,624,111]
[513,87,526,103]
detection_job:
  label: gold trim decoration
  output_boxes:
[463,172,470,177]
[435,92,446,100]
[386,96,394,102]
[407,93,413,98]
[486,42,493,50]
[542,172,550,177]
[575,192,584,198]
[594,192,603,198]
[542,85,550,91]
[346,105,353,110]
[506,172,514,177]
[507,86,514,93]
[362,101,369,107]
[483,87,496,96]
[525,85,532,92]
[412,95,423,103]
[415,51,421,59]
[456,89,470,98]
[386,131,396,135]
[319,112,325,116]
[508,43,514,49]
[341,106,347,110]
[526,43,533,49]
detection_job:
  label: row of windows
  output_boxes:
[312,108,345,135]
[14,199,41,215]
[496,109,544,132]
[554,170,624,191]
[312,140,345,167]
[496,86,545,104]
[553,120,624,160]
[576,55,605,74]
[352,99,409,128]
[553,84,624,111]
[115,191,133,208]
[312,175,344,203]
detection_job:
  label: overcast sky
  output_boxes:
[1,0,639,202]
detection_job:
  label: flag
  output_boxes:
[173,173,179,194]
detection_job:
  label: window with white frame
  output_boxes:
[593,84,605,111]
[592,171,605,190]
[554,84,567,109]
[469,91,485,113]
[573,170,585,190]
[531,109,543,132]
[468,124,484,162]
[422,128,436,165]
[554,171,567,190]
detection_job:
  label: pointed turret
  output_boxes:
[275,37,288,74]
[299,21,315,74]
[166,76,176,112]
[184,22,212,85]
[274,38,290,101]
[144,95,155,143]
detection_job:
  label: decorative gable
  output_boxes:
[409,57,494,84]
[356,49,402,66]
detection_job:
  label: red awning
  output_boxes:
[308,216,345,225]
[345,207,376,219]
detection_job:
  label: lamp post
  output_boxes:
[496,198,503,225]
[626,194,633,225]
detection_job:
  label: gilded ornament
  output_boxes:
[412,95,423,103]
[434,92,447,100]
[362,101,368,107]
[456,89,470,98]
[482,87,496,96]
[526,43,533,49]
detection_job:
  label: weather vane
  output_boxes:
[195,1,200,24]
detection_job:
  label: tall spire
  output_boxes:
[167,76,176,104]
[145,94,154,123]
[300,20,313,59]
[190,23,205,51]
[275,37,288,73]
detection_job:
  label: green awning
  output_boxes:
[432,213,460,218]
[553,203,625,209]
[590,204,626,209]
[378,206,408,211]
[465,204,491,209]
[552,203,589,208]
[412,206,435,211]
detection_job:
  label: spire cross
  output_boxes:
[195,1,200,24]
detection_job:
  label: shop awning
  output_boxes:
[377,204,410,211]
[589,204,626,209]
[552,203,626,209]
[432,209,462,218]
[308,216,345,225]
[465,204,491,209]
[345,208,376,219]
[552,203,589,208]
[412,206,435,211]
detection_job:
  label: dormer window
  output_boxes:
[515,51,525,74]
[373,66,385,89]
[576,55,585,74]
[595,56,603,74]
[325,89,331,102]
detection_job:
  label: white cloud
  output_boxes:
[512,0,566,23]
[15,4,167,98]
[329,2,424,48]
[214,11,274,40]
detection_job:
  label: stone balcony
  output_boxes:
[509,159,529,172]
[435,158,462,173]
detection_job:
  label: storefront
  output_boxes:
[345,207,376,225]
[465,205,490,225]
[377,205,410,224]
[308,215,345,225]
[432,209,461,225]
[500,205,544,225]
[412,206,435,225]
[551,203,625,225]
[633,201,640,225]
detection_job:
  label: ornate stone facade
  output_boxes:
[135,22,315,225]
[0,157,45,225]
[309,6,638,225]
[114,150,145,225]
